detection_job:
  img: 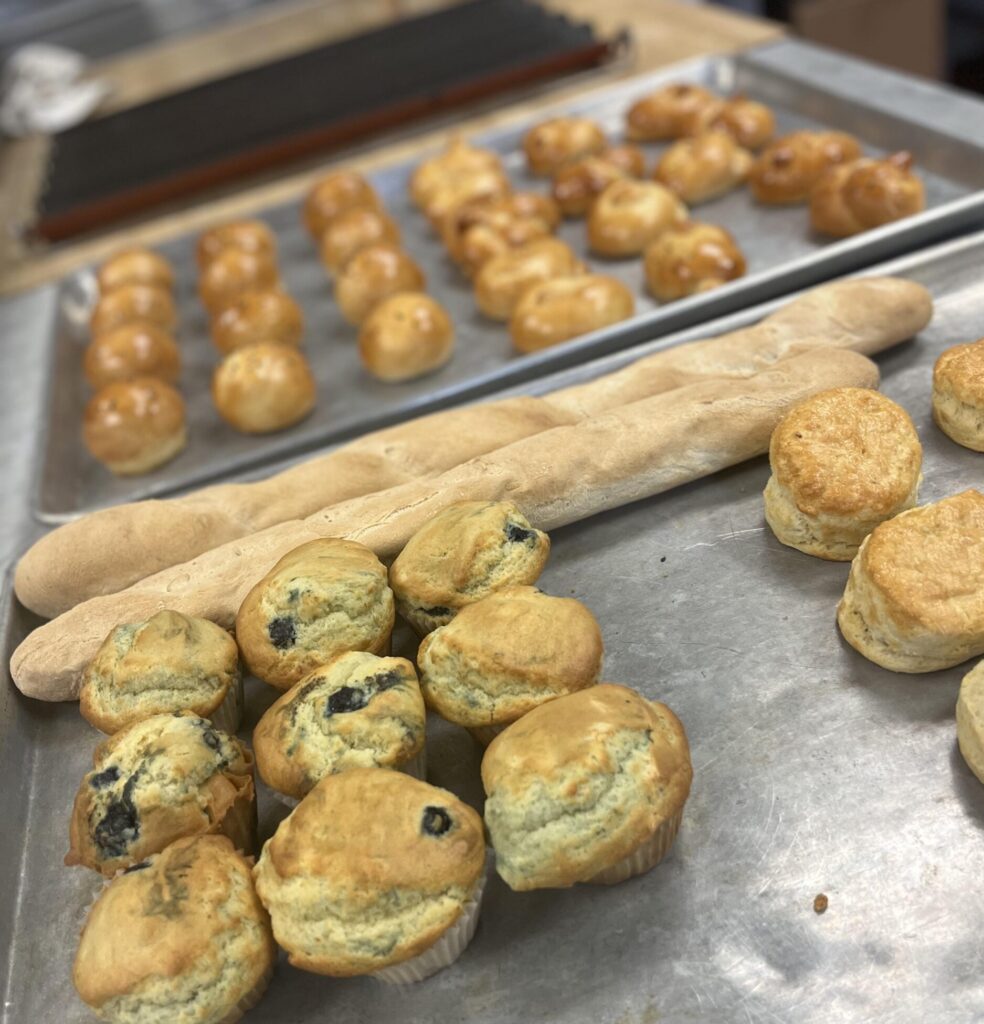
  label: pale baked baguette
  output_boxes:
[11,346,879,701]
[14,276,930,619]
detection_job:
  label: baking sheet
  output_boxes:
[35,38,984,521]
[6,230,984,1022]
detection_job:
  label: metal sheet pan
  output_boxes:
[34,38,984,522]
[6,230,984,1022]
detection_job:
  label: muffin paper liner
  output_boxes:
[586,807,684,886]
[210,674,245,735]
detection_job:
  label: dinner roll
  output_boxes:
[83,378,186,475]
[198,248,279,315]
[644,221,746,301]
[933,338,984,451]
[90,284,177,336]
[409,136,504,210]
[551,144,646,217]
[510,274,634,353]
[212,343,315,433]
[750,130,862,205]
[764,388,922,560]
[421,167,512,228]
[211,289,304,353]
[83,322,181,389]
[318,207,401,274]
[708,96,776,150]
[837,490,984,672]
[96,248,174,294]
[335,244,426,325]
[522,116,607,176]
[654,130,753,204]
[196,220,277,269]
[474,237,583,321]
[957,660,984,785]
[304,171,381,239]
[625,83,722,141]
[587,179,687,257]
[358,292,454,382]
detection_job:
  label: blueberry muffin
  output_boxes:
[389,501,550,635]
[253,652,426,803]
[253,768,486,982]
[80,610,242,735]
[66,712,256,876]
[236,538,395,690]
[418,586,603,743]
[73,835,276,1024]
[482,684,692,889]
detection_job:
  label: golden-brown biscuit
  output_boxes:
[837,490,984,672]
[474,237,584,321]
[932,338,984,452]
[198,248,279,315]
[409,136,504,211]
[587,179,688,257]
[522,116,607,176]
[303,171,381,239]
[83,322,181,389]
[708,96,776,150]
[196,220,277,269]
[643,221,746,301]
[810,152,925,237]
[335,244,426,325]
[957,660,984,785]
[358,292,454,382]
[90,284,177,337]
[764,388,922,560]
[625,83,722,141]
[211,289,304,354]
[83,378,187,475]
[749,130,862,205]
[551,144,646,217]
[318,207,401,274]
[212,343,316,434]
[654,130,754,204]
[510,274,634,353]
[96,248,174,295]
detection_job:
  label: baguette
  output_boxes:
[11,347,879,702]
[14,276,930,619]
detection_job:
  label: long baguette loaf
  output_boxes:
[11,346,879,702]
[14,277,931,619]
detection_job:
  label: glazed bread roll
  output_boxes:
[335,244,426,325]
[474,237,584,321]
[304,171,381,239]
[90,284,177,336]
[587,180,687,257]
[625,83,722,141]
[810,152,925,237]
[750,131,862,205]
[10,344,882,701]
[212,343,316,433]
[14,278,932,621]
[933,338,984,451]
[654,131,753,205]
[359,292,454,382]
[522,116,606,176]
[409,136,504,211]
[510,274,634,353]
[644,222,745,301]
[551,145,646,218]
[318,207,401,274]
[708,96,775,150]
[763,387,922,560]
[837,490,984,673]
[96,248,174,295]
[83,322,181,389]
[211,290,304,353]
[421,166,512,228]
[196,220,277,269]
[198,249,279,315]
[83,378,186,475]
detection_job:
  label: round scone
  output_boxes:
[97,248,174,295]
[211,290,304,353]
[417,586,603,743]
[837,490,984,672]
[79,610,242,735]
[253,768,487,982]
[236,538,395,690]
[211,343,316,434]
[957,661,984,785]
[253,652,426,803]
[389,500,550,635]
[73,835,276,1024]
[482,684,692,889]
[764,388,922,560]
[932,338,984,451]
[83,322,181,388]
[66,711,256,876]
